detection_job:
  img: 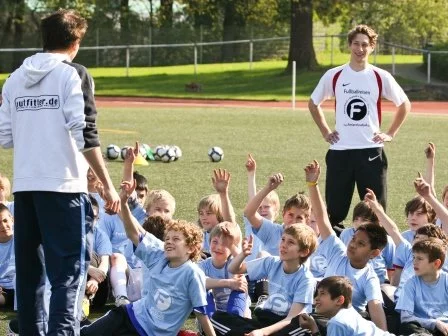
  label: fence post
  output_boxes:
[194,44,198,75]
[391,46,396,75]
[292,61,296,110]
[126,47,130,77]
[427,52,431,84]
[249,39,253,70]
[148,26,152,67]
[200,25,203,64]
[96,28,99,67]
[330,35,334,66]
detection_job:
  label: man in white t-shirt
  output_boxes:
[308,24,411,234]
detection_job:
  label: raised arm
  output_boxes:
[122,142,139,183]
[414,173,448,233]
[118,180,142,246]
[308,99,339,145]
[305,160,333,240]
[244,173,283,229]
[364,188,403,246]
[424,143,436,196]
[227,235,253,275]
[245,153,257,200]
[212,169,236,223]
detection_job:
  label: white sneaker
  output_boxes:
[115,295,130,307]
[254,294,269,310]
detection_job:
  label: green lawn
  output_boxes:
[0,55,423,101]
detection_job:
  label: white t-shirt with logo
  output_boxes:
[311,64,408,150]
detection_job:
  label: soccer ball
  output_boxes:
[172,145,182,161]
[208,147,224,162]
[120,146,132,160]
[160,147,176,163]
[105,144,120,160]
[154,145,167,161]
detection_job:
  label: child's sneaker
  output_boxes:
[115,295,130,307]
[254,294,269,310]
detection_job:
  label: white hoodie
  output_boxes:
[0,52,100,193]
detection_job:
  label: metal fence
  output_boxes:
[1,35,447,84]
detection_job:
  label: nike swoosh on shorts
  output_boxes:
[368,154,381,161]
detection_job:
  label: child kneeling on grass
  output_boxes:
[211,223,317,336]
[80,179,215,336]
[299,276,394,336]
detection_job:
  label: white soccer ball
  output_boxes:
[106,144,120,160]
[154,145,168,161]
[208,146,224,162]
[160,147,176,163]
[120,146,132,160]
[172,146,182,161]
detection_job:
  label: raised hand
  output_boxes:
[212,169,230,194]
[266,173,283,191]
[424,142,435,159]
[304,160,320,183]
[414,172,431,198]
[119,180,136,202]
[245,154,256,173]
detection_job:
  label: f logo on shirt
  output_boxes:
[154,289,172,311]
[345,98,367,121]
[265,293,289,315]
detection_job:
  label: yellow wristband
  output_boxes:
[307,181,318,187]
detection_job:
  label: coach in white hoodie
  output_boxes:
[0,9,120,336]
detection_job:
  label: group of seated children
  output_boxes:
[2,142,448,336]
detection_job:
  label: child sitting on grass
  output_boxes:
[299,276,394,335]
[211,223,317,335]
[80,178,215,336]
[396,238,448,335]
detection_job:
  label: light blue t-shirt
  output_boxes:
[320,234,383,312]
[393,240,448,301]
[401,230,415,244]
[247,256,315,315]
[252,218,283,256]
[0,237,15,289]
[202,231,211,254]
[198,258,234,312]
[327,306,394,336]
[396,271,448,326]
[98,205,146,254]
[131,233,207,335]
[340,227,395,283]
[308,236,327,279]
[244,216,264,262]
[93,226,112,256]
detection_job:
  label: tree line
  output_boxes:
[0,0,447,73]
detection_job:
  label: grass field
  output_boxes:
[0,55,423,101]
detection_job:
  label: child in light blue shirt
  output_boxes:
[211,223,317,335]
[0,204,15,308]
[299,276,394,336]
[396,238,448,335]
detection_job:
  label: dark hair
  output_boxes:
[142,216,168,241]
[355,223,388,250]
[347,24,378,47]
[133,171,148,192]
[317,276,352,309]
[416,224,448,243]
[88,194,99,211]
[404,196,436,223]
[41,9,87,51]
[352,201,378,224]
[412,238,446,268]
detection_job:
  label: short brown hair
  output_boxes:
[165,220,203,262]
[283,193,311,216]
[347,24,378,47]
[412,238,446,268]
[352,201,378,224]
[318,276,352,309]
[416,224,448,243]
[142,216,168,241]
[197,194,224,227]
[405,196,436,224]
[41,9,88,51]
[283,224,317,263]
